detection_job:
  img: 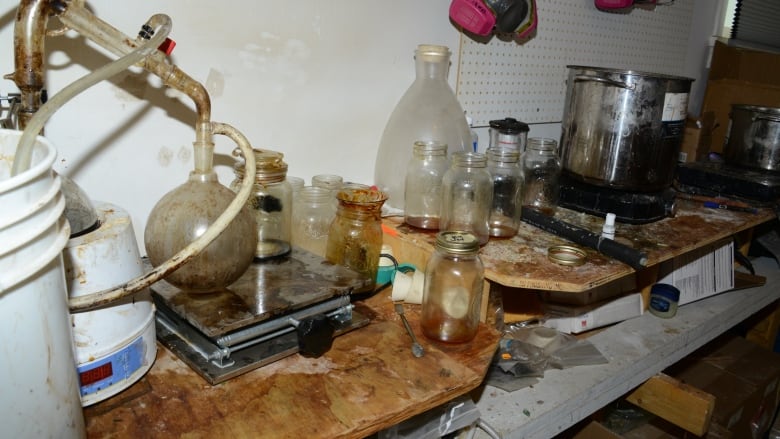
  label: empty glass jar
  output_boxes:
[291,186,336,257]
[230,149,292,259]
[521,138,561,216]
[404,140,449,230]
[440,151,493,245]
[421,231,484,344]
[487,147,522,237]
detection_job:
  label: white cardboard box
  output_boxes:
[657,239,735,306]
[542,293,644,334]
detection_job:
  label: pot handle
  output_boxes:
[574,75,635,90]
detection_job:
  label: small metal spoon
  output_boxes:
[394,302,424,358]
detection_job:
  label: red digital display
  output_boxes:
[80,362,113,386]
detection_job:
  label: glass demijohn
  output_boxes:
[374,44,472,210]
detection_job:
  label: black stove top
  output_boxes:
[676,161,780,204]
[558,173,676,224]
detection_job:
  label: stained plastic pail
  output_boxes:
[0,129,86,438]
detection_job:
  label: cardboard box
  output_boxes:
[678,111,716,163]
[665,334,780,438]
[656,239,734,306]
[542,292,644,334]
[701,41,780,153]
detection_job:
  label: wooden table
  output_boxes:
[383,199,775,293]
[84,291,501,438]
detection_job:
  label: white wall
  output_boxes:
[0,0,724,255]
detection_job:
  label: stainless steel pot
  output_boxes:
[724,104,780,172]
[559,66,693,192]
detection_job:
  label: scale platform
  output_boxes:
[152,248,373,385]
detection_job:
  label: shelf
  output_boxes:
[471,256,780,439]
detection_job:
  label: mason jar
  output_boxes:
[325,187,387,292]
[421,231,484,344]
[440,151,493,245]
[291,186,336,257]
[521,138,561,216]
[230,149,292,259]
[404,140,449,230]
[487,147,522,237]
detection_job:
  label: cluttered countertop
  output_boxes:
[384,198,776,293]
[83,286,501,439]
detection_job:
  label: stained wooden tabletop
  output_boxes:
[383,199,776,293]
[84,290,501,439]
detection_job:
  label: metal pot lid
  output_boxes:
[565,65,694,82]
[732,104,780,114]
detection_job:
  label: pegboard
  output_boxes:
[456,0,695,126]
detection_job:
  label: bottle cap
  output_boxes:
[436,231,480,254]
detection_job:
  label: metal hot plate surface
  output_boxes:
[150,247,372,339]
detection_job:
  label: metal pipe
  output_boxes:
[5,0,49,130]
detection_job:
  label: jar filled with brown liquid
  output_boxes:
[421,231,484,344]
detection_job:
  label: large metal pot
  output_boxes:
[560,66,693,192]
[724,104,780,172]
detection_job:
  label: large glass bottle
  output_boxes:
[404,140,449,230]
[229,149,292,259]
[325,187,387,292]
[374,44,472,211]
[487,147,522,237]
[421,231,484,344]
[440,151,493,245]
[521,138,561,216]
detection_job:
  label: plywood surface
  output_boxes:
[84,292,501,439]
[384,200,775,293]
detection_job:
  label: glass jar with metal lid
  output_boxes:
[230,148,292,259]
[421,231,484,344]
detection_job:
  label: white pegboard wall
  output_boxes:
[457,0,695,126]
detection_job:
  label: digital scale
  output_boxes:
[152,248,372,384]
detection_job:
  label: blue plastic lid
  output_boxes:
[651,283,680,302]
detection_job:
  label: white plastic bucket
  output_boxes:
[0,129,86,438]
